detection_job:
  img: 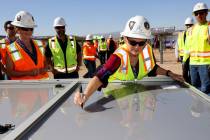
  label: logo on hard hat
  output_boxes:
[144,22,150,30]
[17,15,21,21]
[129,21,136,30]
[31,16,34,21]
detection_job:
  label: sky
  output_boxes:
[0,0,210,36]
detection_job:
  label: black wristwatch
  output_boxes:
[166,70,171,76]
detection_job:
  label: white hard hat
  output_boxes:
[184,17,194,25]
[193,2,208,12]
[53,17,66,27]
[121,15,152,39]
[108,35,112,38]
[101,35,105,39]
[86,34,93,40]
[11,11,37,28]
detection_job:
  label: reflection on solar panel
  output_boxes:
[1,78,210,140]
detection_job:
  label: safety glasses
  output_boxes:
[127,37,147,47]
[194,10,207,16]
[7,27,14,30]
[55,26,65,30]
[19,27,33,31]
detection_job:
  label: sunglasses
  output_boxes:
[185,24,193,28]
[194,10,207,16]
[20,27,33,31]
[55,26,65,30]
[127,37,147,47]
[7,27,14,30]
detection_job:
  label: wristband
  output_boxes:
[166,70,171,76]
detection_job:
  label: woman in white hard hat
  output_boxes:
[74,15,184,107]
[5,11,49,80]
[82,34,97,78]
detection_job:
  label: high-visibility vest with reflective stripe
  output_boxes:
[7,40,49,80]
[0,38,10,65]
[109,44,155,81]
[82,42,97,61]
[177,31,185,57]
[187,22,210,65]
[99,41,107,51]
[49,36,77,73]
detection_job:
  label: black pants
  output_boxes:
[54,71,79,79]
[83,60,96,78]
[98,51,107,65]
[182,58,191,84]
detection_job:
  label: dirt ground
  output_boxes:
[78,48,182,77]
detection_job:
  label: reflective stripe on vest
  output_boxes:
[109,44,155,81]
[190,51,210,57]
[49,36,77,73]
[54,66,77,73]
[35,40,44,55]
[83,56,96,59]
[8,42,22,61]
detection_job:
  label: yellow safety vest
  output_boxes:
[49,36,77,73]
[184,22,210,65]
[177,31,185,57]
[109,44,155,81]
[99,41,107,51]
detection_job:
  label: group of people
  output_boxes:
[82,34,117,78]
[175,2,210,95]
[0,11,120,80]
[0,2,209,110]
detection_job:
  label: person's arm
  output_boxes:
[5,51,38,77]
[155,65,184,82]
[74,76,102,107]
[74,54,121,107]
[76,42,82,71]
[44,42,54,72]
[174,41,179,61]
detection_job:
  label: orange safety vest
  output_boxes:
[7,40,49,80]
[82,42,97,61]
[0,38,11,65]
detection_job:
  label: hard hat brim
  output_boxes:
[53,24,66,27]
[121,32,152,39]
[11,21,37,28]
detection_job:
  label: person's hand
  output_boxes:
[74,91,87,108]
[32,69,39,76]
[177,58,180,62]
[168,72,185,83]
[75,66,80,72]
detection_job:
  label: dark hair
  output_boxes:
[4,20,13,31]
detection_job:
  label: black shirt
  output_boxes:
[17,39,38,65]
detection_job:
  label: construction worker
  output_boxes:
[5,11,49,80]
[98,36,107,65]
[118,34,125,47]
[175,17,194,83]
[183,2,210,94]
[0,21,17,79]
[107,34,117,59]
[82,34,97,78]
[45,17,82,79]
[74,15,184,107]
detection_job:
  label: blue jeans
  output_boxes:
[83,60,96,78]
[190,65,210,94]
